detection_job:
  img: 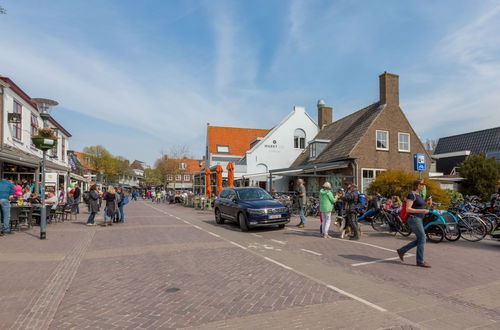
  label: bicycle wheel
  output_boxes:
[371,213,387,232]
[460,215,487,242]
[426,225,444,243]
[445,229,461,241]
[397,222,412,237]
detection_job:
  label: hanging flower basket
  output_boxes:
[32,128,58,150]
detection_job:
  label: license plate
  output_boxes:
[449,226,455,230]
[269,214,281,219]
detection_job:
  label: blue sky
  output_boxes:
[1,0,499,165]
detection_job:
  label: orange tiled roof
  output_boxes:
[74,151,97,171]
[183,159,204,173]
[208,126,270,156]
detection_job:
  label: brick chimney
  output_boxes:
[379,72,399,106]
[317,100,332,129]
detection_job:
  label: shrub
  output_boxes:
[367,169,450,208]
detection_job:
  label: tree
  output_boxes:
[367,169,450,208]
[82,145,133,184]
[458,153,500,200]
[143,168,161,186]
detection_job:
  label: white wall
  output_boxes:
[2,86,70,170]
[246,106,318,175]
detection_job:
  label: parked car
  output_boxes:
[214,187,290,231]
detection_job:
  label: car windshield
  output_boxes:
[236,188,273,201]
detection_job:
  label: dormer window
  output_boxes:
[294,129,306,149]
[217,145,229,153]
[179,162,187,170]
[309,139,330,160]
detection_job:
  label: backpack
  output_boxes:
[399,193,415,222]
[358,193,367,209]
[82,192,90,204]
[122,196,129,205]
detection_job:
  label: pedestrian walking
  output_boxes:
[295,179,307,228]
[116,187,126,222]
[319,182,339,238]
[87,184,99,226]
[73,184,81,214]
[397,179,432,268]
[0,178,15,235]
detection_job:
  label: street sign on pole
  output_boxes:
[413,153,426,171]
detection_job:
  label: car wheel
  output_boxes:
[215,208,224,224]
[278,224,285,229]
[238,212,249,232]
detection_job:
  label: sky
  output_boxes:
[1,0,499,165]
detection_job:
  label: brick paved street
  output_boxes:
[1,201,499,329]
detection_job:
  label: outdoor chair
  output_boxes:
[54,204,65,222]
[63,203,78,221]
[18,207,33,229]
[10,206,20,231]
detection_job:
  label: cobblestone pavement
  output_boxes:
[1,201,498,329]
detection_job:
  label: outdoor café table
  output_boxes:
[9,204,37,230]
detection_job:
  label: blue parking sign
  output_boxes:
[413,153,426,171]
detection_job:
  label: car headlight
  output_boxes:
[247,208,267,214]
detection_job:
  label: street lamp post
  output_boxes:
[32,98,59,240]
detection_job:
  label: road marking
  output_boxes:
[271,239,286,245]
[300,248,322,256]
[264,257,293,270]
[251,233,263,238]
[207,232,221,238]
[351,254,414,267]
[192,225,202,230]
[352,257,401,267]
[286,227,396,253]
[326,285,387,312]
[182,220,190,224]
[230,241,247,250]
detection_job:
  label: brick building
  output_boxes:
[272,72,430,193]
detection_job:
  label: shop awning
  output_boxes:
[269,160,351,176]
[70,173,87,182]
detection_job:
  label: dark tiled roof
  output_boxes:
[434,127,500,155]
[291,102,383,167]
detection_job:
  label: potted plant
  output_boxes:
[32,128,58,150]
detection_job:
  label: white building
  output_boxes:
[0,76,71,195]
[198,105,319,193]
[239,106,319,191]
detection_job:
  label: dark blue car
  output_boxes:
[214,187,290,231]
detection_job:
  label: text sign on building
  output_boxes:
[413,153,426,171]
[45,172,58,183]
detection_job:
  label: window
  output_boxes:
[179,162,187,169]
[398,133,410,152]
[50,130,58,158]
[175,175,182,181]
[217,145,229,153]
[30,113,38,145]
[294,129,306,149]
[361,169,386,193]
[167,175,173,181]
[61,137,66,161]
[13,101,22,140]
[183,175,190,181]
[376,130,389,150]
[309,140,329,160]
